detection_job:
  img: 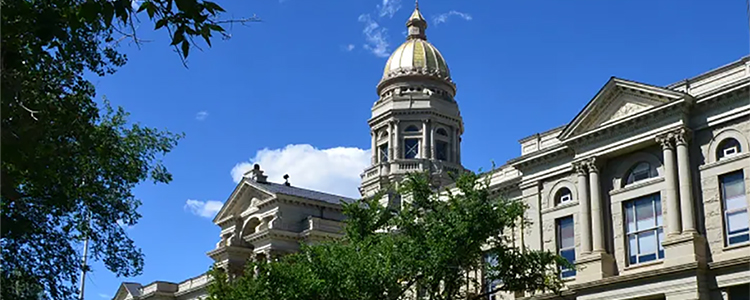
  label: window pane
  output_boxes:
[729,233,750,245]
[561,249,575,263]
[638,230,657,255]
[436,141,448,161]
[379,144,388,162]
[558,217,574,249]
[625,202,636,233]
[404,139,419,159]
[628,235,637,264]
[656,197,663,226]
[635,198,655,230]
[727,210,750,234]
[726,195,748,212]
[722,172,746,199]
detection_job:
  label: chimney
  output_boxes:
[245,164,268,183]
[283,174,290,186]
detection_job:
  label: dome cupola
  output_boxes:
[378,1,454,96]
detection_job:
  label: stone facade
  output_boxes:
[112,4,750,300]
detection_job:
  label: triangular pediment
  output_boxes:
[559,77,687,141]
[212,179,276,224]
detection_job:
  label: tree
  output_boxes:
[206,171,570,300]
[1,0,256,299]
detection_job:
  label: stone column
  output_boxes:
[451,127,458,162]
[675,129,696,233]
[430,125,436,159]
[588,158,605,253]
[393,121,401,160]
[371,129,376,164]
[422,120,430,159]
[575,162,592,254]
[387,122,394,162]
[457,135,462,164]
[658,134,681,236]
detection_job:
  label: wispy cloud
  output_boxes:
[358,14,390,58]
[99,293,111,299]
[195,111,209,121]
[377,0,402,18]
[432,11,473,26]
[358,0,403,58]
[343,44,355,52]
[184,199,223,218]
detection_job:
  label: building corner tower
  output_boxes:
[359,1,465,202]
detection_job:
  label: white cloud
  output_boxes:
[185,199,224,218]
[99,294,111,299]
[358,14,391,58]
[377,0,402,18]
[432,11,473,25]
[195,111,209,121]
[343,44,355,52]
[230,144,371,199]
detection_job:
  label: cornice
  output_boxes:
[567,261,701,291]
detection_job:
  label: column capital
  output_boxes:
[573,161,588,175]
[656,133,674,150]
[674,127,692,146]
[585,157,600,174]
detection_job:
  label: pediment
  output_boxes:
[559,77,687,141]
[212,179,275,224]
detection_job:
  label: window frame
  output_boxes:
[625,162,657,185]
[624,193,665,266]
[556,188,573,205]
[378,143,389,163]
[404,138,420,159]
[720,170,749,246]
[556,215,576,278]
[718,138,742,160]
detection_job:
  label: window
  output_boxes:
[379,143,389,163]
[625,162,657,185]
[556,216,576,278]
[435,140,448,161]
[436,128,448,136]
[555,188,572,205]
[727,283,750,300]
[404,125,420,132]
[483,253,501,300]
[718,138,742,160]
[721,171,749,245]
[624,194,664,265]
[404,138,419,159]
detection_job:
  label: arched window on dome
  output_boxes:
[717,138,742,160]
[436,128,448,136]
[555,188,573,206]
[404,125,420,133]
[625,162,658,186]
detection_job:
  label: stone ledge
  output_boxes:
[568,261,700,291]
[708,256,750,269]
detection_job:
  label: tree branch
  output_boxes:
[19,102,39,121]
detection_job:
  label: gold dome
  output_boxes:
[382,39,451,80]
[380,3,451,83]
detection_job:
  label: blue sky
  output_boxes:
[86,0,749,298]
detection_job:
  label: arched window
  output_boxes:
[717,138,742,160]
[436,128,448,136]
[379,131,388,140]
[555,188,573,205]
[625,162,658,185]
[404,125,420,132]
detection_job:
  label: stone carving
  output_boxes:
[573,161,588,175]
[656,133,674,150]
[673,127,691,146]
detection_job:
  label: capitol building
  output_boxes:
[113,4,750,300]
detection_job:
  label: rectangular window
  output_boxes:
[435,140,448,161]
[404,138,419,159]
[727,283,750,300]
[483,253,501,300]
[379,143,389,163]
[721,171,749,246]
[556,216,576,278]
[624,194,664,265]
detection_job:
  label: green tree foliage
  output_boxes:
[1,0,255,299]
[207,171,570,300]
